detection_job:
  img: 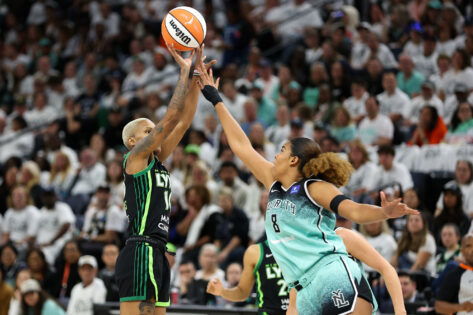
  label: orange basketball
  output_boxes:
[162,6,206,51]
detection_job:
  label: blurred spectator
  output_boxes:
[248,191,268,243]
[105,160,125,207]
[408,106,447,146]
[0,117,34,164]
[446,102,473,144]
[49,240,81,301]
[343,140,377,202]
[343,80,369,124]
[357,96,394,146]
[406,81,444,124]
[329,61,351,102]
[364,58,384,95]
[24,92,57,128]
[444,83,471,125]
[80,186,127,254]
[2,186,39,251]
[329,106,357,144]
[18,161,44,209]
[43,152,76,199]
[19,279,65,315]
[265,105,290,148]
[220,262,245,307]
[217,162,249,214]
[176,260,196,304]
[413,34,438,78]
[67,255,106,315]
[435,234,473,314]
[195,244,225,283]
[303,62,327,108]
[249,123,277,161]
[98,244,119,302]
[221,7,254,66]
[359,221,397,272]
[361,33,398,69]
[0,243,25,288]
[432,183,471,238]
[7,269,32,315]
[403,23,424,57]
[377,72,410,124]
[393,214,437,275]
[430,54,455,98]
[397,54,426,97]
[25,248,53,289]
[0,165,19,215]
[436,223,461,274]
[450,49,473,90]
[34,189,75,265]
[0,266,14,315]
[220,80,247,123]
[250,82,277,127]
[368,146,414,193]
[178,186,222,264]
[397,270,427,307]
[215,188,249,268]
[437,160,473,217]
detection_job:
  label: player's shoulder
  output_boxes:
[244,244,262,266]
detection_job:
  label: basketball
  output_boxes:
[162,6,207,51]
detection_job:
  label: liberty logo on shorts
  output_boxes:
[331,290,349,308]
[290,185,300,194]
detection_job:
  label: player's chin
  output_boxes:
[155,147,162,155]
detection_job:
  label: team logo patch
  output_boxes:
[290,185,300,194]
[331,289,349,308]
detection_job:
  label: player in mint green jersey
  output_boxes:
[197,63,417,314]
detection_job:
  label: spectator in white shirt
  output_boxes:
[343,79,369,124]
[377,71,410,123]
[406,81,444,125]
[24,92,57,128]
[342,140,377,202]
[217,161,250,213]
[430,54,455,98]
[67,255,107,315]
[265,105,290,147]
[1,186,39,251]
[254,60,279,98]
[367,145,414,193]
[359,33,398,69]
[413,34,438,79]
[357,96,394,146]
[195,244,225,283]
[220,80,247,122]
[71,148,106,196]
[122,58,153,100]
[350,23,372,70]
[360,221,397,272]
[450,48,473,90]
[81,186,127,247]
[34,189,75,265]
[402,26,424,58]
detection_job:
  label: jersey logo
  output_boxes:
[290,185,300,194]
[331,290,349,308]
[265,253,273,258]
[271,189,278,193]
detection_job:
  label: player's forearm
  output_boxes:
[215,103,253,155]
[181,78,200,126]
[380,264,406,315]
[435,301,463,314]
[340,203,387,224]
[167,68,190,113]
[221,285,250,302]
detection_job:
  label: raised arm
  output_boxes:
[309,181,418,224]
[336,228,406,315]
[196,65,274,188]
[126,45,192,173]
[159,47,217,161]
[206,244,259,301]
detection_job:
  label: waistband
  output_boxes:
[126,235,166,249]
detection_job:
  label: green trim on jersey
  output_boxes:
[139,172,153,234]
[133,158,156,177]
[254,243,265,308]
[120,296,145,302]
[123,152,131,168]
[148,245,159,302]
[156,300,171,307]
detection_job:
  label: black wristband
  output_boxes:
[201,85,222,106]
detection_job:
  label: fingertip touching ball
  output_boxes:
[162,6,207,51]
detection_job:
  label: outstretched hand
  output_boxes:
[167,43,194,71]
[380,191,419,219]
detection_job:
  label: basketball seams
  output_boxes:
[176,7,206,38]
[168,12,199,47]
[162,16,189,51]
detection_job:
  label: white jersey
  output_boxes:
[67,278,107,315]
[3,206,39,243]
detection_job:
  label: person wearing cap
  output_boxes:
[413,34,439,79]
[432,183,471,240]
[34,189,75,265]
[454,17,473,49]
[19,279,65,315]
[444,82,471,124]
[406,80,444,124]
[67,255,106,315]
[402,22,424,58]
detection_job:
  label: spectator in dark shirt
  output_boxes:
[435,234,473,314]
[98,244,119,302]
[49,240,81,302]
[0,243,25,288]
[215,188,249,268]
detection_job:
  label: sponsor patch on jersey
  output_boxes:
[290,185,300,194]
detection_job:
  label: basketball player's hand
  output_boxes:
[380,191,419,218]
[206,278,224,296]
[193,44,217,73]
[166,43,194,71]
[196,66,220,90]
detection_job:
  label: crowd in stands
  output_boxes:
[1,0,473,314]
